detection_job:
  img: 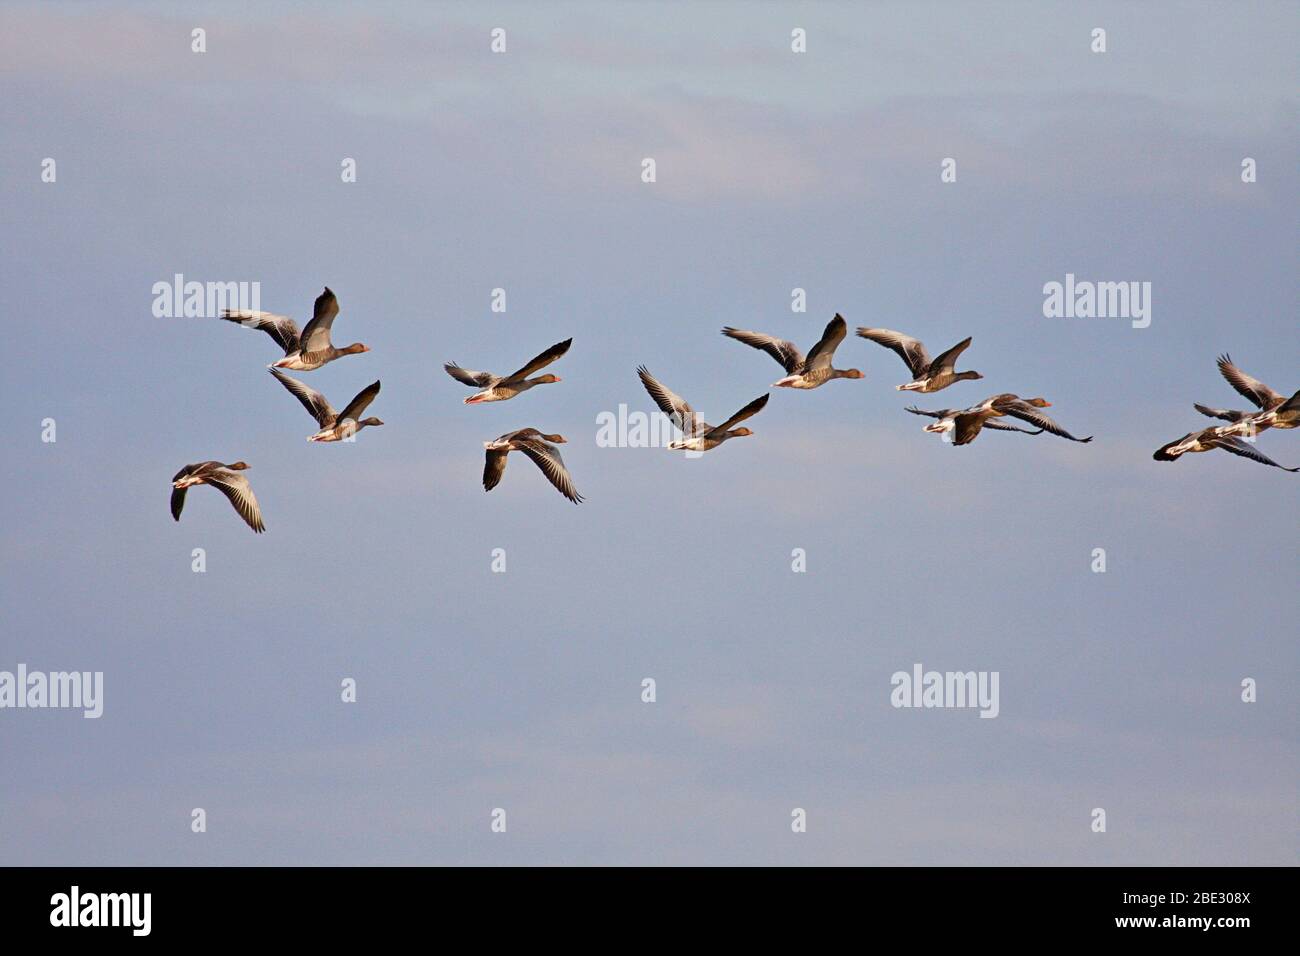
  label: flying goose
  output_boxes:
[1194,352,1298,435]
[721,314,863,388]
[915,394,1090,447]
[856,328,982,392]
[637,366,769,452]
[483,429,583,503]
[915,394,1015,446]
[445,338,571,403]
[269,369,383,442]
[1153,427,1299,471]
[221,287,370,371]
[170,461,265,533]
[905,405,1044,438]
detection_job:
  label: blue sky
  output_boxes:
[0,1,1295,864]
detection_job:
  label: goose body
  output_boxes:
[221,287,370,371]
[1154,427,1299,471]
[930,394,1015,446]
[170,461,265,532]
[446,338,571,403]
[722,315,863,389]
[1241,390,1300,433]
[483,428,583,502]
[856,328,982,392]
[1194,402,1299,438]
[636,366,769,452]
[269,369,383,442]
[1193,404,1265,426]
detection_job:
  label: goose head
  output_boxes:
[227,461,251,470]
[542,433,567,443]
[840,368,865,380]
[345,343,371,355]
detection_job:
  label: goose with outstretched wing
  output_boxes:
[483,428,583,503]
[722,315,863,389]
[170,461,265,533]
[445,338,572,404]
[856,328,982,393]
[269,369,383,442]
[636,366,769,452]
[221,287,370,371]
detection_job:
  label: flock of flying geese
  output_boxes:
[1153,354,1300,470]
[170,290,1297,533]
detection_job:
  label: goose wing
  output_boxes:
[503,338,572,383]
[1000,403,1093,442]
[1193,403,1247,423]
[269,368,336,427]
[1217,354,1283,410]
[483,448,509,491]
[1208,435,1300,471]
[721,327,804,374]
[637,366,704,436]
[517,438,584,503]
[985,420,1043,434]
[903,405,953,420]
[204,469,266,532]
[952,411,990,446]
[707,393,770,437]
[927,336,973,373]
[444,363,498,388]
[219,310,300,354]
[170,461,213,522]
[170,485,188,521]
[856,328,931,377]
[297,287,341,354]
[337,381,381,424]
[800,314,848,373]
